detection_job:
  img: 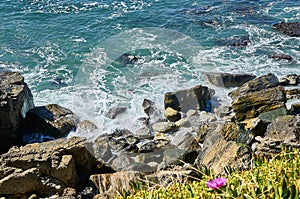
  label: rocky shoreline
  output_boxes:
[1,22,300,198]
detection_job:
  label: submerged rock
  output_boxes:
[273,22,300,37]
[22,104,79,138]
[271,53,293,61]
[0,72,35,153]
[204,72,256,88]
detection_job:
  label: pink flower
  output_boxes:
[206,177,227,189]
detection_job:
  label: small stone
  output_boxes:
[290,103,300,115]
[151,122,178,133]
[106,106,126,119]
[279,74,298,86]
[164,107,181,122]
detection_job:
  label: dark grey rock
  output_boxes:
[0,72,34,153]
[271,53,293,61]
[164,85,214,113]
[204,72,256,88]
[106,106,126,119]
[273,22,300,37]
[22,104,79,138]
[255,115,300,158]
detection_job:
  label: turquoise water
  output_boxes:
[1,0,300,136]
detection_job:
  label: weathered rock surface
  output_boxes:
[0,137,99,197]
[195,122,252,174]
[232,86,287,121]
[255,115,300,158]
[279,74,299,86]
[22,104,79,138]
[0,72,35,153]
[286,88,300,100]
[229,73,287,122]
[204,72,256,88]
[229,73,280,100]
[164,107,181,122]
[106,106,126,119]
[273,22,300,37]
[151,122,178,133]
[164,84,214,113]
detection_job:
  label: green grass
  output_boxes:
[119,148,300,199]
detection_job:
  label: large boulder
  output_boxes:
[229,73,287,122]
[255,115,300,158]
[22,104,79,138]
[164,84,214,113]
[203,72,256,88]
[0,137,99,197]
[194,122,252,174]
[273,22,300,37]
[0,72,35,153]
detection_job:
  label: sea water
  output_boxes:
[1,0,299,140]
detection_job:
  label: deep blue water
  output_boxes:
[1,0,300,136]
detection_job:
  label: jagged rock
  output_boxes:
[229,73,280,100]
[273,22,300,37]
[194,122,252,174]
[90,171,144,198]
[0,72,34,153]
[286,88,300,100]
[151,122,178,133]
[255,115,300,158]
[203,72,256,88]
[0,137,99,196]
[133,117,151,137]
[164,85,214,113]
[142,99,155,117]
[75,120,97,135]
[171,128,199,151]
[106,106,126,119]
[279,74,299,86]
[116,53,139,65]
[271,53,293,61]
[231,86,287,121]
[111,154,135,171]
[164,107,181,122]
[22,104,79,138]
[241,118,267,137]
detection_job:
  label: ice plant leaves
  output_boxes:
[206,177,227,190]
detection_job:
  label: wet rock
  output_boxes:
[164,85,214,113]
[286,88,300,100]
[255,115,300,158]
[229,73,280,100]
[0,72,34,153]
[290,103,300,115]
[133,117,151,137]
[142,99,155,117]
[273,22,300,37]
[116,53,139,65]
[164,107,181,122]
[271,53,293,61]
[279,74,299,86]
[217,35,250,47]
[22,104,79,138]
[0,137,99,196]
[76,120,97,135]
[151,122,178,133]
[106,106,126,119]
[204,72,256,88]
